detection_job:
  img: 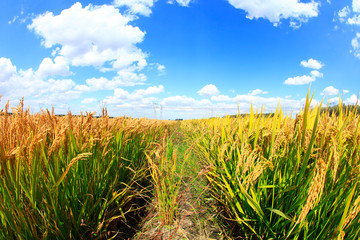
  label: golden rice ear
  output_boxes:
[343,194,360,229]
[296,159,327,225]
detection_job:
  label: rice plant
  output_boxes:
[1,90,360,239]
[0,98,169,239]
[184,90,360,239]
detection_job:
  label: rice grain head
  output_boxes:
[343,194,360,229]
[296,159,327,224]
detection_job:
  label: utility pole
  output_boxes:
[160,104,163,120]
[152,102,163,119]
[152,102,158,119]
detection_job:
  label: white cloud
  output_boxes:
[113,0,155,16]
[353,0,360,13]
[289,20,302,29]
[75,77,117,92]
[197,84,220,97]
[103,85,164,105]
[48,78,75,92]
[81,98,98,104]
[248,89,268,95]
[338,6,350,22]
[75,70,147,93]
[211,95,231,102]
[345,94,359,105]
[0,58,80,105]
[347,15,360,25]
[284,75,316,85]
[343,90,349,93]
[8,16,19,25]
[157,64,166,75]
[160,96,214,117]
[300,58,324,69]
[134,85,164,96]
[137,59,148,70]
[227,0,319,28]
[283,69,324,86]
[36,56,71,78]
[28,3,146,70]
[167,0,191,7]
[310,70,323,78]
[114,70,147,86]
[351,33,360,58]
[0,57,17,81]
[321,86,339,96]
[162,96,199,106]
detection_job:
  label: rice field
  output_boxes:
[1,92,360,239]
[0,98,173,239]
[183,91,360,239]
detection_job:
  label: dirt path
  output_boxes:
[133,125,224,240]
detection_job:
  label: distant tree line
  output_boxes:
[321,104,360,115]
[225,104,360,119]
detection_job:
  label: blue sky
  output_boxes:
[0,0,360,119]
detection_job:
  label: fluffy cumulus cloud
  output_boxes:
[0,57,17,81]
[135,85,164,96]
[284,75,315,85]
[28,2,147,74]
[211,95,231,102]
[351,33,360,58]
[347,15,360,25]
[334,2,360,58]
[113,0,155,16]
[162,96,211,107]
[103,85,164,105]
[310,70,323,78]
[338,6,351,22]
[346,94,359,105]
[300,58,324,69]
[167,0,191,7]
[289,71,322,85]
[159,96,215,118]
[36,56,71,78]
[81,98,98,104]
[0,57,79,105]
[335,2,360,26]
[353,0,360,13]
[321,86,339,96]
[248,89,268,95]
[227,0,319,27]
[6,1,168,112]
[76,71,147,93]
[197,84,220,97]
[284,60,324,85]
[157,64,166,75]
